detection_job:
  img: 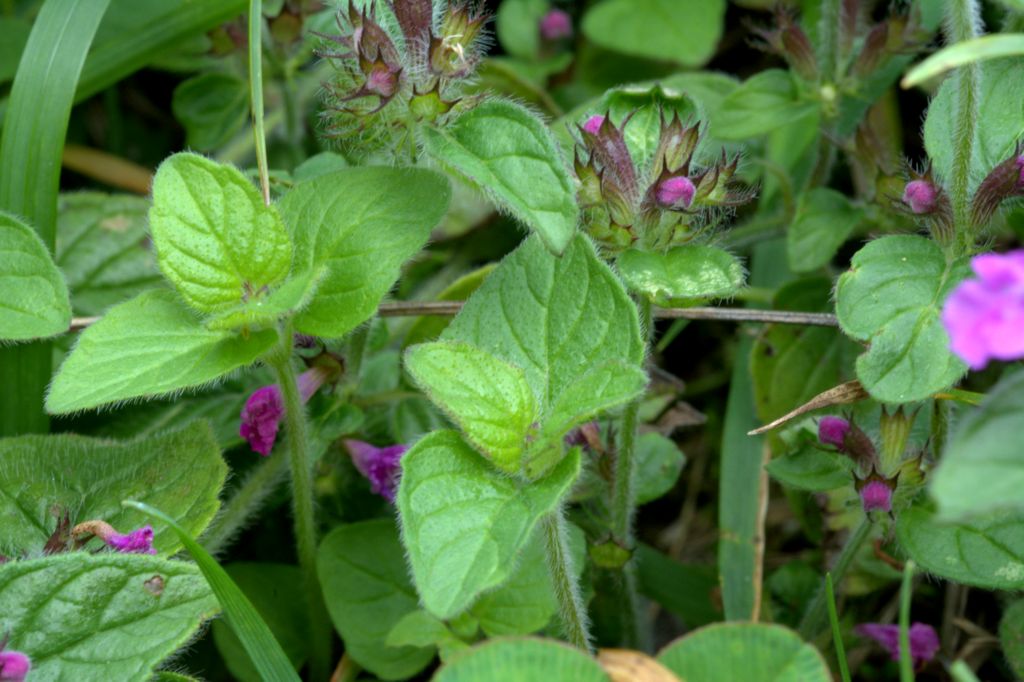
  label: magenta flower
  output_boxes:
[582,114,605,135]
[818,416,851,450]
[539,8,573,40]
[0,649,31,682]
[345,440,408,502]
[71,520,156,555]
[656,175,696,208]
[859,480,893,513]
[902,179,938,214]
[856,622,940,668]
[240,366,331,455]
[941,250,1024,370]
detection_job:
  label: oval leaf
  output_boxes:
[787,188,863,273]
[0,211,71,340]
[618,244,744,305]
[433,637,610,681]
[710,70,819,141]
[581,0,725,67]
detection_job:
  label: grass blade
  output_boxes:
[902,34,1024,88]
[899,560,916,682]
[124,500,302,682]
[825,573,852,682]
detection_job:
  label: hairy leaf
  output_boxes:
[618,244,744,306]
[765,447,854,492]
[0,211,70,340]
[787,188,863,273]
[711,70,819,141]
[433,638,609,681]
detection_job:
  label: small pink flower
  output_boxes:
[941,250,1024,370]
[0,649,31,682]
[539,8,573,41]
[656,175,696,208]
[240,366,331,455]
[107,525,156,555]
[582,114,605,135]
[818,416,851,450]
[902,179,938,214]
[345,440,408,503]
[856,622,940,668]
[860,480,893,513]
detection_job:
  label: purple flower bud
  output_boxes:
[582,114,605,135]
[855,622,940,667]
[539,9,573,41]
[860,480,893,513]
[0,650,31,682]
[107,525,157,555]
[902,179,937,214]
[345,440,408,503]
[240,366,332,455]
[818,416,851,450]
[656,175,696,208]
[942,250,1024,370]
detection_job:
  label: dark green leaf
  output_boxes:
[711,70,819,140]
[787,189,863,273]
[582,0,725,67]
[171,72,249,150]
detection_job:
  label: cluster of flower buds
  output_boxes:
[817,410,922,516]
[749,8,817,82]
[318,0,488,151]
[573,112,751,252]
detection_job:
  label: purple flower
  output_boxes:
[345,440,408,502]
[818,416,851,450]
[582,114,605,135]
[539,8,572,40]
[856,622,940,668]
[107,525,156,555]
[240,366,331,455]
[656,175,696,208]
[941,250,1024,370]
[0,650,31,682]
[902,179,938,214]
[860,480,893,513]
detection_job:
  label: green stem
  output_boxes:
[946,0,982,247]
[899,561,917,682]
[201,454,289,555]
[248,0,270,205]
[269,335,332,680]
[825,573,852,682]
[798,518,872,638]
[818,0,842,84]
[542,511,592,652]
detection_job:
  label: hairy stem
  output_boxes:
[543,511,592,652]
[201,454,289,555]
[945,0,982,247]
[269,335,331,680]
[799,518,872,638]
[248,0,270,205]
[818,0,842,83]
[899,561,917,682]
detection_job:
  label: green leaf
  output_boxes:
[422,100,578,255]
[278,167,450,337]
[0,422,225,556]
[581,0,725,67]
[386,610,453,649]
[544,361,647,435]
[787,189,863,273]
[766,447,854,492]
[495,0,549,59]
[835,235,969,403]
[0,552,217,680]
[127,500,300,682]
[318,519,435,680]
[55,193,162,316]
[896,504,1024,589]
[397,430,581,619]
[0,211,70,341]
[657,622,832,682]
[443,234,643,408]
[205,267,320,332]
[711,69,819,141]
[924,58,1024,190]
[930,369,1024,520]
[617,244,745,305]
[172,72,249,151]
[636,544,721,628]
[148,152,292,313]
[432,638,610,681]
[405,341,538,474]
[634,432,686,504]
[404,263,496,347]
[292,151,349,184]
[46,289,278,414]
[212,564,308,682]
[903,34,1024,87]
[999,599,1024,679]
[0,17,30,85]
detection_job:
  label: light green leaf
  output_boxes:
[582,0,725,67]
[931,369,1024,521]
[386,610,453,649]
[0,211,70,341]
[422,100,578,255]
[765,447,854,492]
[0,553,217,681]
[835,235,969,403]
[903,34,1024,88]
[278,167,450,337]
[405,340,538,474]
[543,360,647,434]
[171,72,249,151]
[0,422,225,557]
[205,267,320,331]
[404,263,496,347]
[897,504,1024,589]
[924,58,1024,190]
[443,234,643,408]
[55,193,162,316]
[46,289,278,414]
[318,519,435,680]
[711,69,819,141]
[397,430,581,619]
[787,188,863,272]
[292,151,349,184]
[617,244,745,305]
[149,152,292,313]
[657,622,831,682]
[432,638,610,681]
[634,432,686,504]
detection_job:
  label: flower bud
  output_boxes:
[582,114,605,136]
[656,175,696,208]
[902,179,937,214]
[539,8,572,41]
[345,440,408,502]
[818,416,850,449]
[970,149,1024,227]
[859,479,893,513]
[0,650,31,682]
